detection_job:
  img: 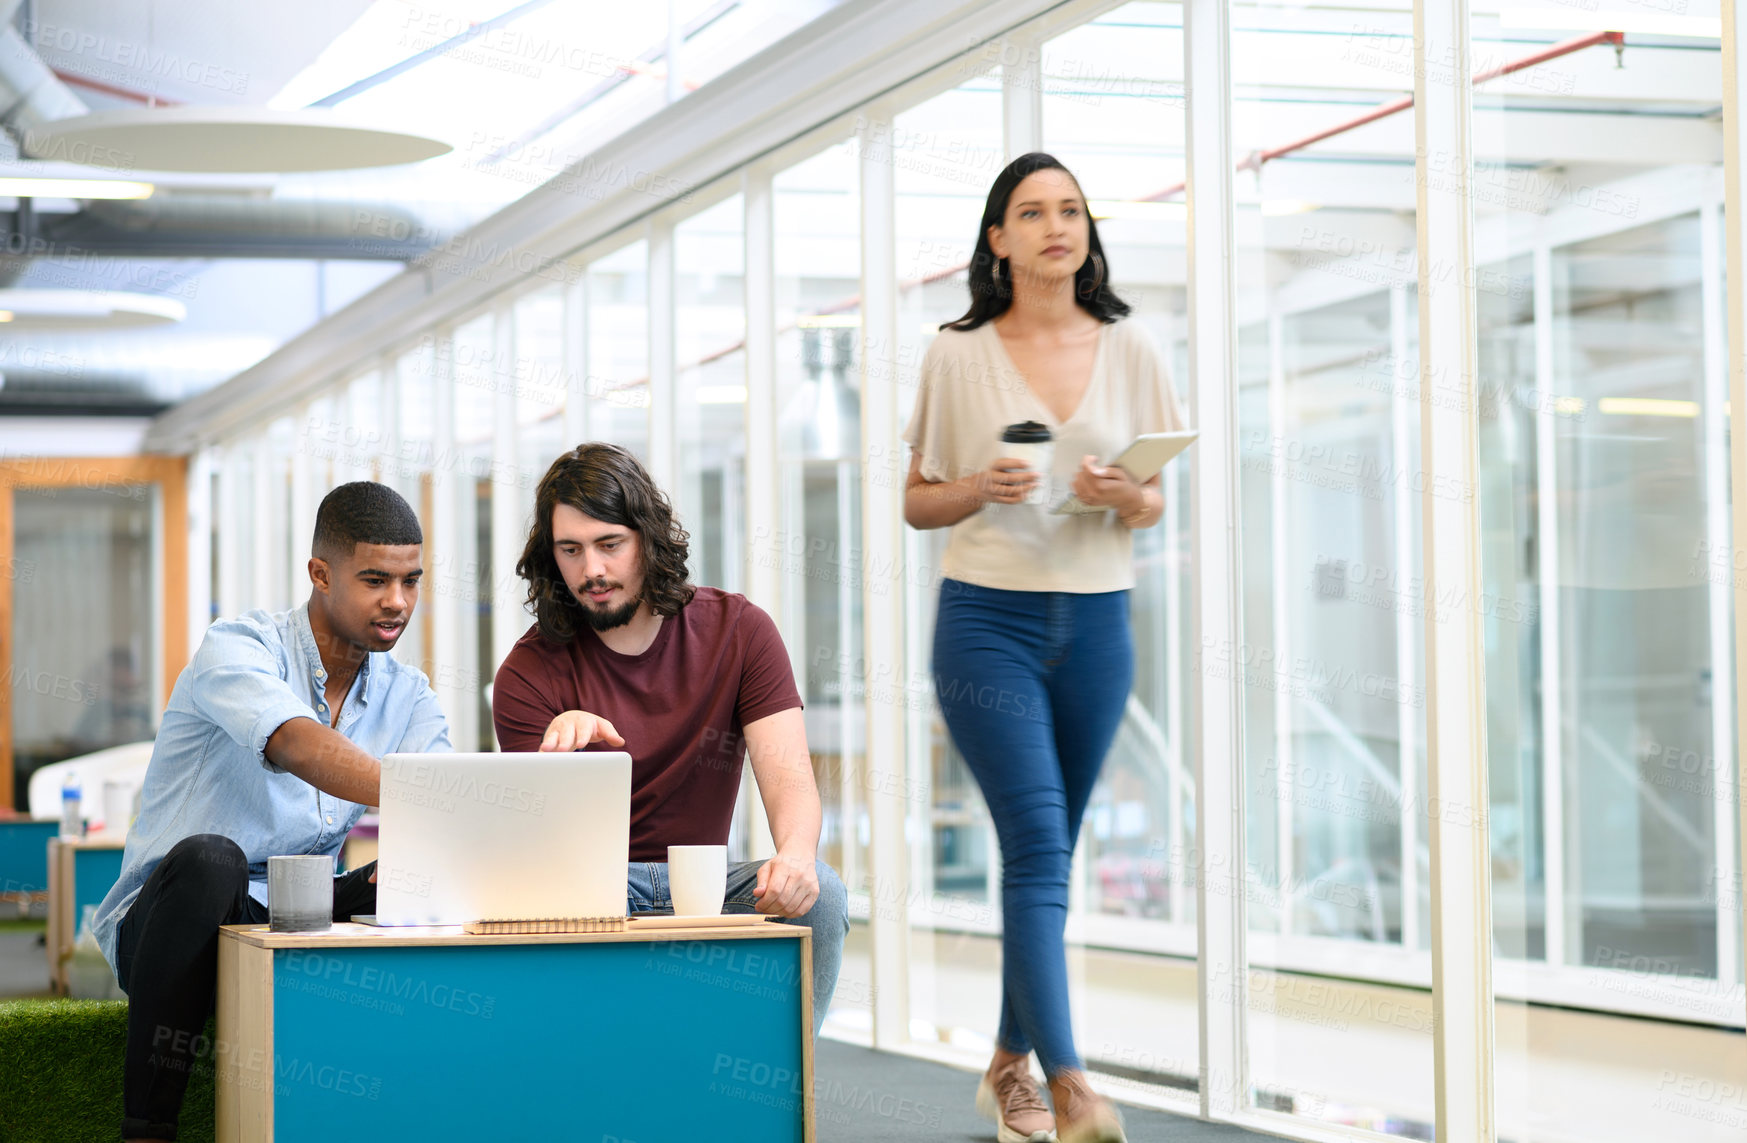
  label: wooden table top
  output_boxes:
[221,919,806,949]
[51,833,128,850]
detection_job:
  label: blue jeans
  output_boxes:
[625,858,848,1038]
[932,579,1133,1076]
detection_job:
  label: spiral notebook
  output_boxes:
[463,917,626,935]
[460,915,774,935]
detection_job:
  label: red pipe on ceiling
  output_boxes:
[52,68,181,107]
[1146,30,1625,201]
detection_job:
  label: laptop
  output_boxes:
[362,751,632,927]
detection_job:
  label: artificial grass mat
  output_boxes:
[0,999,214,1143]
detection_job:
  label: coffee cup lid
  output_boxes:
[1001,420,1052,444]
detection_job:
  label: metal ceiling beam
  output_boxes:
[0,22,83,144]
[308,0,564,108]
[478,0,744,164]
[14,227,432,262]
[18,195,468,262]
[0,387,168,417]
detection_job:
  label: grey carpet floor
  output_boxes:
[815,1039,1272,1142]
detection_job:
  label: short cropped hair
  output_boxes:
[312,482,423,561]
[517,443,694,643]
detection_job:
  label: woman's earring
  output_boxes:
[1087,251,1106,295]
[993,257,1008,294]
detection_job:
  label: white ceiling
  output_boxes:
[28,0,373,109]
[0,0,834,408]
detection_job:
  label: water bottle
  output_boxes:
[60,771,82,839]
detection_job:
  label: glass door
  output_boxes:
[0,457,187,810]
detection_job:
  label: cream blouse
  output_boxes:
[902,318,1187,593]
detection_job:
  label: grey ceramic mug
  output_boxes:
[268,854,334,932]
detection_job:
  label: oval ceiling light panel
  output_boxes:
[0,290,187,329]
[23,106,452,173]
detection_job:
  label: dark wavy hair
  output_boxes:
[942,152,1130,332]
[517,442,695,643]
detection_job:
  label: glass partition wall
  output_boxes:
[771,139,873,1024]
[1232,2,1437,1131]
[182,2,1745,1140]
[1469,4,1746,1139]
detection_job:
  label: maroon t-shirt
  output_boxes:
[491,587,803,861]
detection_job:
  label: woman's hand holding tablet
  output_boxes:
[1050,429,1199,515]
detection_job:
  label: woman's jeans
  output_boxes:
[932,579,1133,1076]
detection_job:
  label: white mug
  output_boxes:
[101,781,136,837]
[668,844,727,917]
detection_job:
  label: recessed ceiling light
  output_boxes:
[1597,397,1700,418]
[1091,200,1317,220]
[0,290,185,329]
[0,178,153,200]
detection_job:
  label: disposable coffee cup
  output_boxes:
[668,844,727,917]
[268,855,334,933]
[1000,421,1054,505]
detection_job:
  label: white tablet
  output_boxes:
[1050,430,1199,515]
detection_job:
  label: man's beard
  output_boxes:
[576,581,642,631]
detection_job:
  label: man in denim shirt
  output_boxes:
[92,482,450,1143]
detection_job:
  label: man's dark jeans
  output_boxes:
[112,834,375,1141]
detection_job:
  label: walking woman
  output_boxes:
[902,153,1185,1143]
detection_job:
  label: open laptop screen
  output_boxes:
[372,751,631,926]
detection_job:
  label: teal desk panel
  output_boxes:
[73,848,125,914]
[0,821,57,895]
[271,939,806,1142]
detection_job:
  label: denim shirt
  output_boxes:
[93,604,451,970]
